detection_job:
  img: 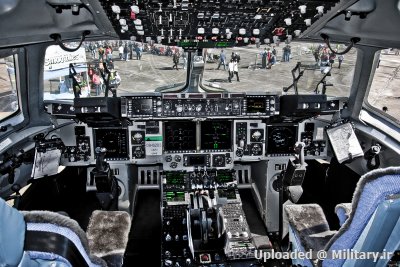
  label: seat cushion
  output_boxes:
[86,210,131,258]
[285,204,332,251]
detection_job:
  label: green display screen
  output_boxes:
[166,191,185,202]
[177,40,235,48]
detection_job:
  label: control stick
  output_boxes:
[91,147,118,210]
[282,142,307,203]
[95,147,107,172]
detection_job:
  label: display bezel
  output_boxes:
[93,128,129,160]
[266,124,298,156]
[164,121,197,152]
[200,120,233,151]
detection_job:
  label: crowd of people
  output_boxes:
[312,44,344,69]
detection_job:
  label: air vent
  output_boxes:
[233,165,252,187]
[111,168,120,176]
[138,166,162,186]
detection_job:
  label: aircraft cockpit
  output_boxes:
[0,1,400,267]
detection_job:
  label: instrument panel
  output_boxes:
[47,92,341,168]
[120,93,280,118]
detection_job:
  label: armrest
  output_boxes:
[334,203,352,227]
[285,204,335,251]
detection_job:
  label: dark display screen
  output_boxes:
[94,128,128,159]
[164,121,196,151]
[130,98,152,115]
[266,125,297,154]
[218,189,237,200]
[187,155,206,166]
[247,97,266,113]
[201,121,232,150]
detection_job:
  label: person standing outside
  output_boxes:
[261,48,267,69]
[135,44,142,60]
[118,44,124,60]
[172,50,180,70]
[338,54,344,69]
[123,44,129,61]
[92,71,102,96]
[272,46,277,58]
[105,46,113,63]
[228,59,234,82]
[233,60,240,82]
[217,49,227,70]
[329,52,336,67]
[98,46,105,62]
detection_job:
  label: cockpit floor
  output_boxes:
[239,188,268,236]
[123,189,161,266]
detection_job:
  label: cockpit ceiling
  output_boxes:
[301,0,400,48]
[0,0,117,48]
[1,0,397,49]
[99,0,341,46]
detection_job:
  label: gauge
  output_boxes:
[267,126,297,154]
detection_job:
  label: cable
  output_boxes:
[50,30,90,52]
[320,33,360,55]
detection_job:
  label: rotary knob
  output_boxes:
[165,234,172,241]
[236,149,244,157]
[176,105,183,113]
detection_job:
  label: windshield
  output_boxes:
[202,42,357,95]
[43,41,188,99]
[43,40,356,99]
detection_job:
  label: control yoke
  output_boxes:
[90,147,118,210]
[282,142,307,203]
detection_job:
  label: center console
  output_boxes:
[161,169,263,266]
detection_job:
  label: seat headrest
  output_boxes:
[0,197,26,266]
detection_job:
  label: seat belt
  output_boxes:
[24,230,89,267]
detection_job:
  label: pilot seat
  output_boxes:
[0,196,131,267]
[285,166,400,267]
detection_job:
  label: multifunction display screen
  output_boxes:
[200,121,232,150]
[247,97,266,113]
[94,128,128,159]
[164,121,196,151]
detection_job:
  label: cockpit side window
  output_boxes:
[365,48,400,124]
[0,53,18,121]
